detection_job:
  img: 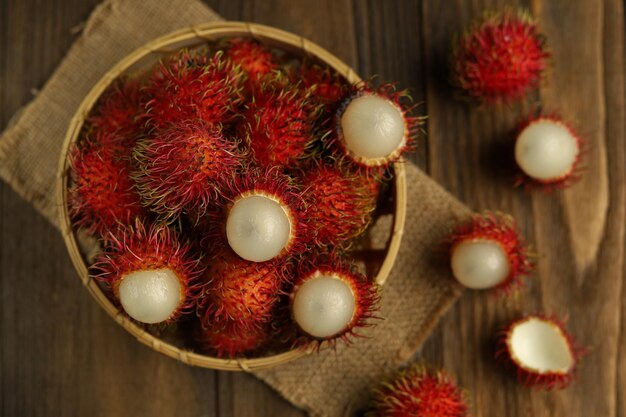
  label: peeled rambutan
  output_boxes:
[144,49,244,131]
[198,248,289,326]
[209,166,308,262]
[448,212,533,295]
[238,74,318,168]
[298,162,377,248]
[133,119,244,221]
[87,77,147,139]
[369,364,469,417]
[69,131,145,238]
[450,9,549,104]
[514,114,583,189]
[224,38,278,84]
[332,82,422,175]
[497,315,584,389]
[197,317,269,358]
[93,219,205,324]
[289,255,379,345]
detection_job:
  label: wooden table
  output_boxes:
[1,0,624,416]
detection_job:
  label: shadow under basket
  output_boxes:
[56,22,407,371]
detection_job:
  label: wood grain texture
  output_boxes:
[0,1,624,416]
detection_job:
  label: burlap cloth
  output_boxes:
[0,1,471,416]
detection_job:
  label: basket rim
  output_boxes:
[56,21,407,372]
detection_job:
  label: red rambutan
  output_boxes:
[133,119,244,221]
[497,315,585,389]
[144,49,244,131]
[448,212,533,295]
[224,38,278,84]
[289,255,379,345]
[93,219,205,324]
[238,74,318,168]
[369,364,469,417]
[197,317,269,358]
[69,131,145,238]
[514,114,584,189]
[298,162,377,248]
[332,82,422,175]
[450,9,549,104]
[299,63,350,107]
[209,166,308,262]
[87,77,147,139]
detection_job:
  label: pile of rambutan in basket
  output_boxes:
[67,38,420,358]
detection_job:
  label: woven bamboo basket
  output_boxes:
[57,22,407,371]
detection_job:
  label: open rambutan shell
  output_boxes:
[289,255,380,346]
[133,119,244,221]
[369,364,469,417]
[68,131,145,238]
[450,9,549,104]
[93,219,205,324]
[497,315,584,389]
[144,49,244,131]
[331,82,422,175]
[448,212,533,295]
[514,115,584,190]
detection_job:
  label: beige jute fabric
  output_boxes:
[0,1,471,416]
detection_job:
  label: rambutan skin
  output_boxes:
[224,38,278,84]
[197,317,269,358]
[238,74,319,168]
[369,364,469,417]
[87,77,147,139]
[133,119,244,221]
[514,114,584,190]
[144,49,245,131]
[68,131,146,238]
[331,82,423,175]
[298,162,377,248]
[496,315,585,390]
[289,255,380,346]
[451,9,549,104]
[93,219,205,323]
[298,63,350,107]
[448,212,533,295]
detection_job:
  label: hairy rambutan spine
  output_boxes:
[197,317,270,358]
[448,212,533,295]
[369,364,469,417]
[144,49,245,131]
[450,9,549,104]
[68,131,145,238]
[133,119,244,221]
[224,38,278,85]
[93,219,205,323]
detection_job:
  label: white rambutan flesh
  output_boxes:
[515,119,579,181]
[508,317,574,374]
[450,239,511,289]
[292,272,356,339]
[340,94,406,160]
[226,194,292,262]
[118,268,183,324]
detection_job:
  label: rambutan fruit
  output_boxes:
[211,166,308,262]
[87,77,147,139]
[133,119,243,221]
[450,9,549,104]
[497,315,584,389]
[369,364,469,417]
[69,131,145,238]
[197,317,269,358]
[514,115,583,189]
[224,38,278,84]
[299,63,350,107]
[238,74,318,168]
[448,212,533,295]
[93,219,204,324]
[198,248,289,326]
[298,162,377,248]
[289,255,379,344]
[332,83,422,174]
[144,49,244,131]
